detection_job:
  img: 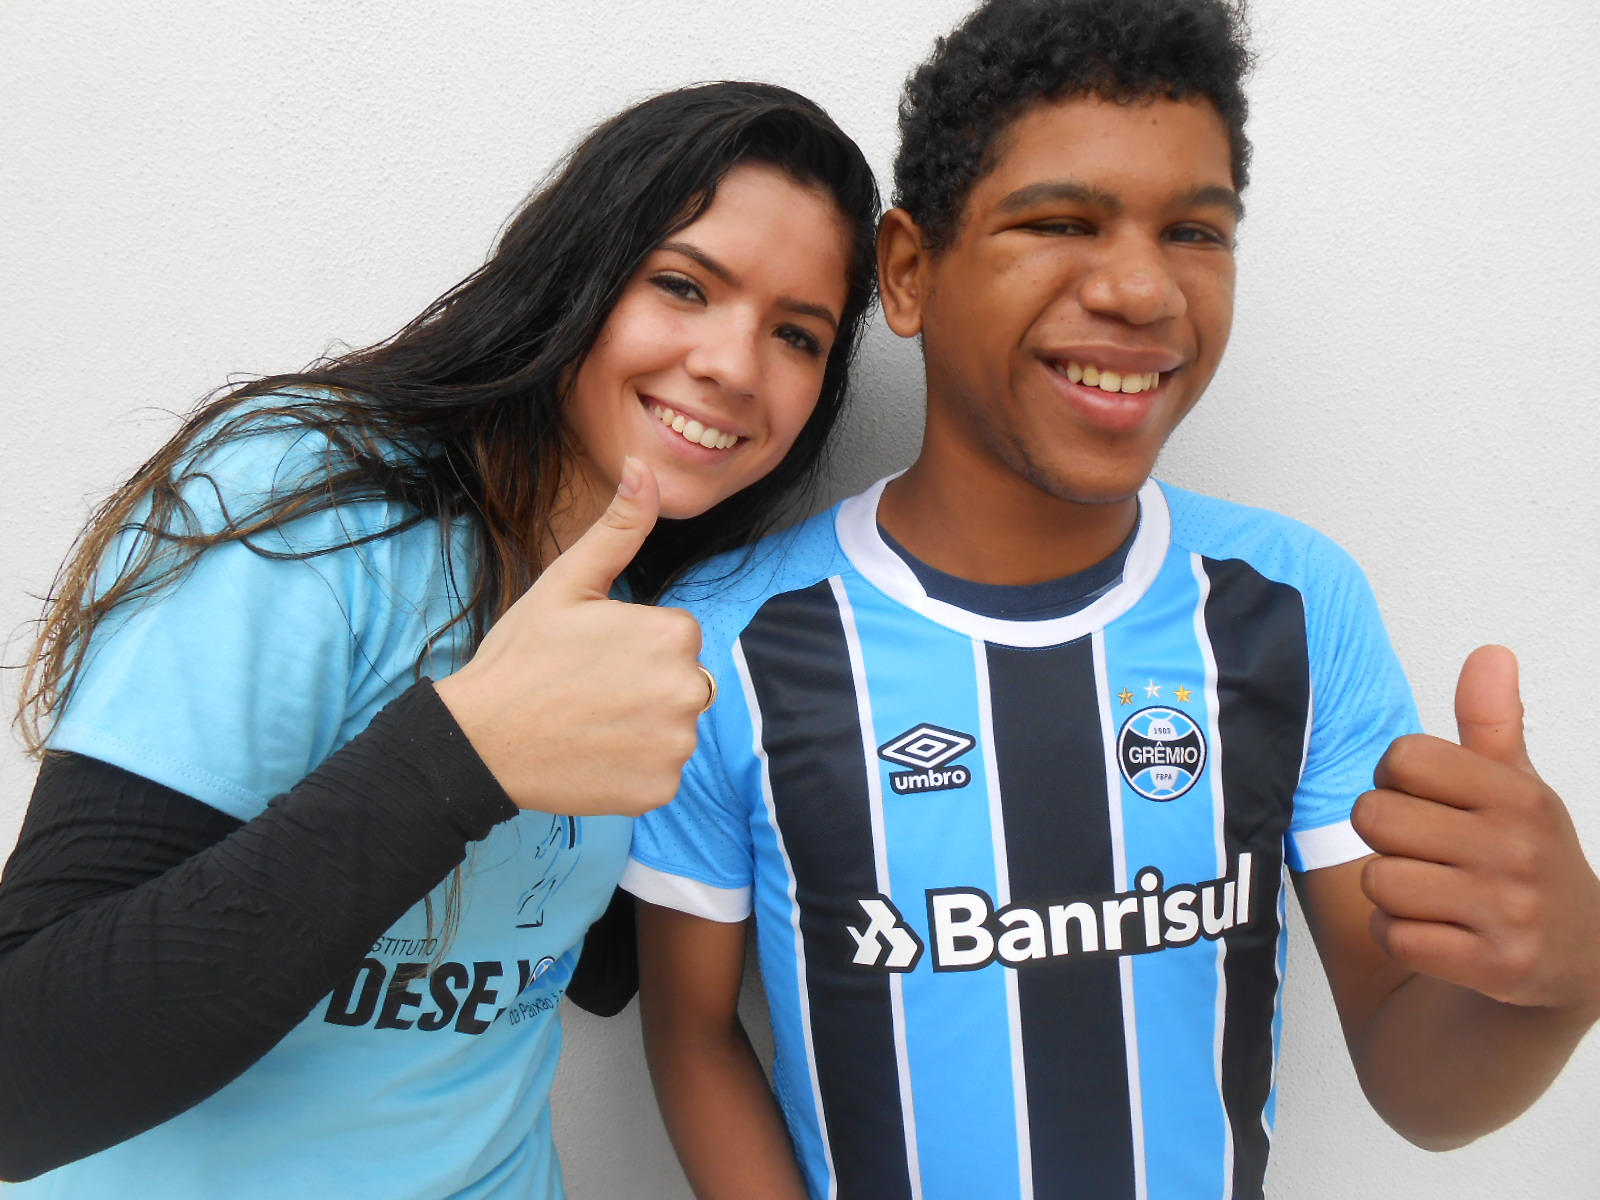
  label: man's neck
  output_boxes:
[877,432,1141,587]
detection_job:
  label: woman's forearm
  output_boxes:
[0,681,514,1181]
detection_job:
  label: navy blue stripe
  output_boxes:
[741,582,912,1200]
[988,639,1137,1200]
[1201,557,1308,1200]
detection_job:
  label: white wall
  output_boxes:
[3,1,1597,1196]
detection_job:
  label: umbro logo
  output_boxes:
[846,895,924,971]
[877,724,976,794]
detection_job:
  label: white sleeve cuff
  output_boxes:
[1287,819,1374,872]
[619,858,752,923]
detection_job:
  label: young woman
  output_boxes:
[0,81,878,1198]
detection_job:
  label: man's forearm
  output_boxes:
[642,1008,808,1198]
[1347,970,1598,1149]
[635,901,809,1200]
[1299,852,1600,1150]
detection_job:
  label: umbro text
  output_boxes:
[889,765,972,793]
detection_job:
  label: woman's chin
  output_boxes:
[654,480,736,522]
[646,452,765,522]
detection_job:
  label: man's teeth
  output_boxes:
[649,403,740,450]
[1057,361,1163,394]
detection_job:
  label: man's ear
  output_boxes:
[876,208,931,339]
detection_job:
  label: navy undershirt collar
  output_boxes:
[876,522,1136,622]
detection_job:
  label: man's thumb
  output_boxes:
[1455,644,1535,772]
[540,457,660,598]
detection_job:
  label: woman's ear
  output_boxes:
[876,208,931,339]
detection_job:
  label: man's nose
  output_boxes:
[1078,237,1187,325]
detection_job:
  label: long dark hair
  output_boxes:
[18,81,879,750]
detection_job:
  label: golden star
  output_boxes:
[1174,685,1193,703]
[1117,688,1134,706]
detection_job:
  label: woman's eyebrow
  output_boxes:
[659,241,737,284]
[779,298,839,330]
[657,240,839,330]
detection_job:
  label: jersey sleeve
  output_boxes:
[48,421,448,822]
[1288,540,1422,871]
[623,650,757,924]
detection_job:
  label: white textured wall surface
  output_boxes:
[4,1,1597,1197]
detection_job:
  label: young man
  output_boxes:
[621,2,1600,1196]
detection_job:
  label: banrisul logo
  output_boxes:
[846,895,924,971]
[1118,706,1207,800]
[878,723,976,794]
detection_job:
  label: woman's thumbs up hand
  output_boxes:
[435,458,710,816]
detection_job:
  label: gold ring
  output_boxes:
[697,664,718,715]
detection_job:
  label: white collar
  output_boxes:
[833,475,1171,649]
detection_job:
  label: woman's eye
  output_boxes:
[651,273,705,302]
[778,326,823,357]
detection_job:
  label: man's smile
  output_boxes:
[1046,360,1161,394]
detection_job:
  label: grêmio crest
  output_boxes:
[1117,707,1207,801]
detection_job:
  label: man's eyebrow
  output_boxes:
[656,240,839,330]
[993,180,1245,222]
[1173,184,1246,222]
[995,181,1121,215]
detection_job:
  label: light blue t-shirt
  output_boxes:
[21,415,630,1200]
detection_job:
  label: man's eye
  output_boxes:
[1027,220,1092,236]
[1169,225,1228,247]
[652,273,705,302]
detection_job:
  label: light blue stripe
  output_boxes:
[1266,881,1289,1133]
[1103,549,1230,1199]
[842,573,1022,1200]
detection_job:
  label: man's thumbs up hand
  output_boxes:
[1352,646,1600,1014]
[1452,643,1542,773]
[435,458,712,816]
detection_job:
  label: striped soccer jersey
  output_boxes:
[625,476,1419,1200]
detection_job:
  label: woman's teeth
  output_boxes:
[649,403,740,450]
[1055,360,1163,394]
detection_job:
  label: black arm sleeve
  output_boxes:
[565,885,639,1018]
[0,680,516,1182]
